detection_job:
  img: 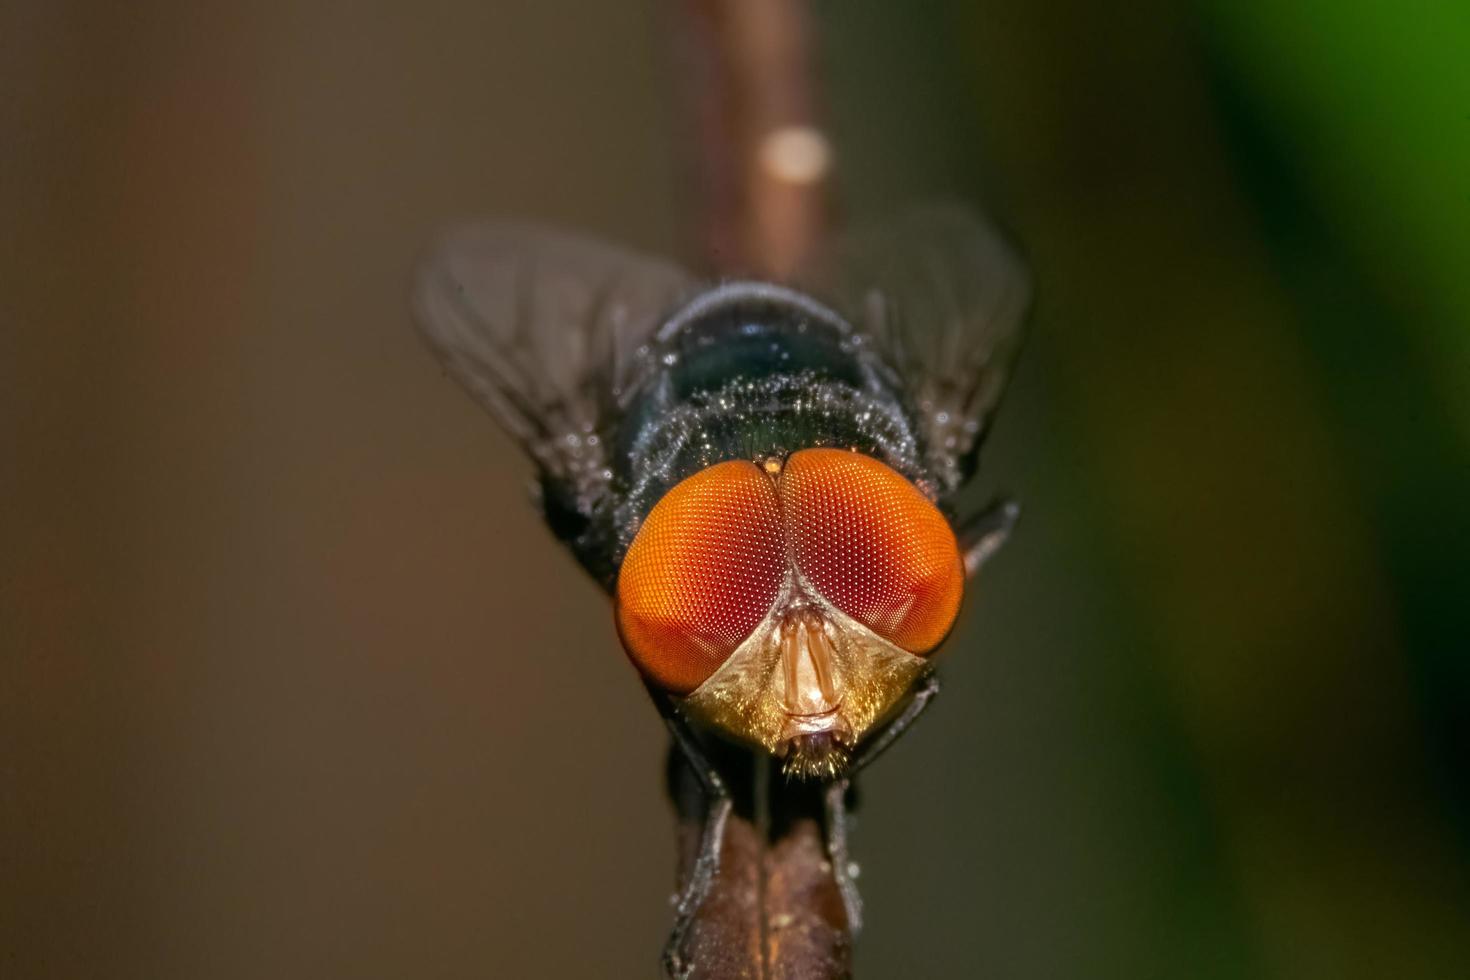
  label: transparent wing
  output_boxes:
[413,222,701,514]
[796,205,1032,497]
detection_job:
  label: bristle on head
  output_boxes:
[781,732,851,781]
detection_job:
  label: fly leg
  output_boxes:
[823,672,941,936]
[651,690,732,980]
[959,497,1020,577]
[823,779,862,934]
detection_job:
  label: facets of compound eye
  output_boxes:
[779,448,963,654]
[615,460,786,694]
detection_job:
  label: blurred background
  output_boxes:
[4,1,1468,977]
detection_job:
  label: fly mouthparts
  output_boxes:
[780,731,852,781]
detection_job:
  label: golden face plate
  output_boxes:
[679,567,930,779]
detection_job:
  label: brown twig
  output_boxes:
[665,2,850,977]
[675,0,831,280]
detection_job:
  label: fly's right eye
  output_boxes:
[615,461,785,694]
[781,448,963,654]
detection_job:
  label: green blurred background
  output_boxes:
[4,1,1467,977]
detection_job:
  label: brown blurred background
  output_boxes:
[4,2,1468,978]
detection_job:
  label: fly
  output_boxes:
[412,204,1030,956]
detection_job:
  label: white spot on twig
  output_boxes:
[758,125,832,185]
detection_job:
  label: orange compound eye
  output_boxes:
[616,460,786,694]
[781,449,963,654]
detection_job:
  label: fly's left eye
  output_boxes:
[782,448,963,654]
[615,460,786,694]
